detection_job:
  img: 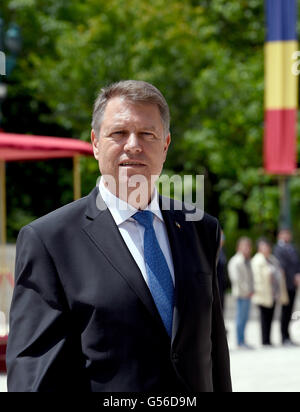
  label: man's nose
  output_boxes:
[124,133,142,153]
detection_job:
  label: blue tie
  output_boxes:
[133,211,174,337]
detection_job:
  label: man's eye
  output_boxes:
[111,131,125,137]
[141,132,154,138]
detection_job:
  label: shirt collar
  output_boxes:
[98,177,163,226]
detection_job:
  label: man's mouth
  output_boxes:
[119,161,146,167]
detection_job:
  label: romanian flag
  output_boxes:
[264,0,298,174]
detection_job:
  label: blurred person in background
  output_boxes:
[228,237,254,349]
[273,229,300,346]
[251,238,289,347]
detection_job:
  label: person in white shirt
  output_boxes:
[251,238,289,346]
[228,237,254,348]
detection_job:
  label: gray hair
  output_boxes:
[91,80,170,138]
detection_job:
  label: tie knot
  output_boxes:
[133,210,154,229]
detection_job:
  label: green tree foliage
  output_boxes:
[1,0,300,251]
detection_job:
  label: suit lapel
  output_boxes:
[82,188,164,329]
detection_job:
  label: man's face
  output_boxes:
[279,229,292,243]
[239,241,252,259]
[91,97,171,203]
[259,242,271,257]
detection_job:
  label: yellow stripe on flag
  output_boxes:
[265,40,298,109]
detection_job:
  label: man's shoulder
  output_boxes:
[21,188,97,236]
[273,243,283,252]
[273,243,289,260]
[228,253,243,267]
[251,252,264,264]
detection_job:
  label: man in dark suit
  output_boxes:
[273,228,300,346]
[6,80,231,392]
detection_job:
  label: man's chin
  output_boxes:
[102,171,159,205]
[118,175,153,209]
[118,167,147,178]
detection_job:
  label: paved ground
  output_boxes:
[1,292,300,392]
[226,319,300,392]
[225,291,300,392]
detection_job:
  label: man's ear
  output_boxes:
[163,133,171,157]
[91,129,99,160]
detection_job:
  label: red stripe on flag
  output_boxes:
[264,109,297,174]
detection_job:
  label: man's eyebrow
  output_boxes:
[108,124,159,132]
[142,125,159,132]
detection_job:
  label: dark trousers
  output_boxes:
[281,289,296,342]
[259,304,275,345]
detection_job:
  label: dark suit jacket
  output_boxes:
[274,242,300,291]
[6,187,232,392]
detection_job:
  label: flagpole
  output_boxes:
[0,160,6,245]
[0,160,7,276]
[278,175,291,230]
[73,155,81,200]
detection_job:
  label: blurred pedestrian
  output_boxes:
[273,229,300,346]
[228,237,254,349]
[217,231,228,311]
[251,238,289,346]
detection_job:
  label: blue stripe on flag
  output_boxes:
[266,0,297,41]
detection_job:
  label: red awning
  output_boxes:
[0,132,93,161]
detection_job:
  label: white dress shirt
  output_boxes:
[99,178,175,287]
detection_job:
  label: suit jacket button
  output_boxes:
[172,352,179,362]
